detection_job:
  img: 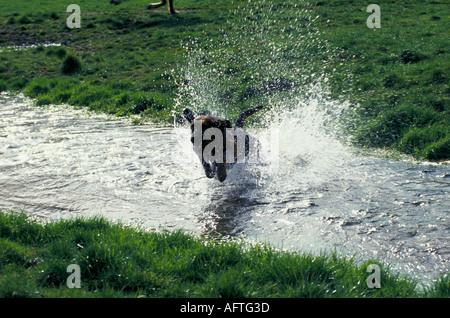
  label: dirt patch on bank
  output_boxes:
[0,25,72,47]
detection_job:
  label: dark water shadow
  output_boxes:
[198,167,268,237]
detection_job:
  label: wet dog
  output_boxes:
[183,106,263,182]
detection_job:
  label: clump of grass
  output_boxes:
[398,124,449,159]
[0,80,7,92]
[46,47,66,59]
[49,12,59,20]
[61,54,81,74]
[423,136,450,161]
[430,69,446,84]
[0,210,448,298]
[18,15,32,24]
[400,50,427,64]
[9,77,29,92]
[24,77,52,98]
[354,103,441,149]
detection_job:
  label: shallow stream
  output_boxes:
[1,93,448,284]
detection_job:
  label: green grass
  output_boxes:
[0,210,448,298]
[0,0,448,159]
[311,0,449,160]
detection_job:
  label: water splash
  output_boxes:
[167,1,450,284]
[172,0,353,194]
[174,0,335,118]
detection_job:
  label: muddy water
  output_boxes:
[0,93,449,284]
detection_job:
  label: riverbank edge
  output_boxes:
[0,210,448,298]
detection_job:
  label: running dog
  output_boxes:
[183,106,263,182]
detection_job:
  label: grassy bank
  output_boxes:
[0,210,448,298]
[312,0,449,160]
[0,0,448,159]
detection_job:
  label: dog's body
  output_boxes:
[183,106,263,182]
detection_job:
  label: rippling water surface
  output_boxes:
[0,93,448,284]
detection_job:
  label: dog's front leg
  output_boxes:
[216,163,227,182]
[202,160,216,178]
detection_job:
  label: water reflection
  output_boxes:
[200,177,266,236]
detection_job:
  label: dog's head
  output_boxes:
[184,108,231,130]
[183,108,232,182]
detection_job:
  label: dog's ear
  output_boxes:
[235,105,263,128]
[183,108,196,124]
